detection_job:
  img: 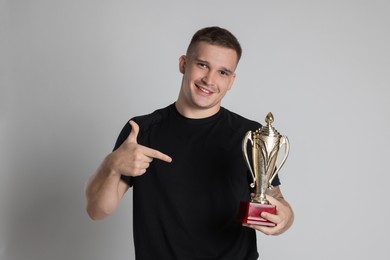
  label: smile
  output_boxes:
[195,84,213,95]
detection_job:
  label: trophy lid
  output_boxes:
[258,112,280,137]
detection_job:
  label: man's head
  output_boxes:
[186,26,242,66]
[176,27,241,118]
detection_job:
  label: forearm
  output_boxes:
[85,155,126,220]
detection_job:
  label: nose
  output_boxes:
[202,71,216,86]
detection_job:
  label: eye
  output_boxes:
[219,70,230,77]
[197,63,208,69]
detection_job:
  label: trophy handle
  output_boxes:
[269,135,290,187]
[242,131,256,188]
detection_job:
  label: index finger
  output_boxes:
[143,146,172,163]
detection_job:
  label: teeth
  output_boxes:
[201,87,210,93]
[197,85,211,94]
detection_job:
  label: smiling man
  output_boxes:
[85,26,294,260]
[176,41,237,118]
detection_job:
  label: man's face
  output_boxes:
[177,42,238,118]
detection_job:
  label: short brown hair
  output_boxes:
[186,26,242,63]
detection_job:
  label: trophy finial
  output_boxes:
[265,112,274,126]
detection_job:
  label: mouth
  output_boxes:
[195,84,214,95]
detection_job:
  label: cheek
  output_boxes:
[221,79,234,92]
[183,71,194,84]
[190,69,204,81]
[227,77,235,90]
[184,68,196,80]
[216,86,231,99]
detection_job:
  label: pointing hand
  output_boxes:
[108,120,172,177]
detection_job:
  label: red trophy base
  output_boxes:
[237,201,277,227]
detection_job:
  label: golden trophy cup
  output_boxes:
[237,112,290,226]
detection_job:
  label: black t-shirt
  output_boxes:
[114,103,280,260]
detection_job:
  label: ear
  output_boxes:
[179,55,186,74]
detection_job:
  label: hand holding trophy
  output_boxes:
[237,112,290,226]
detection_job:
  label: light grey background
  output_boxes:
[2,0,390,259]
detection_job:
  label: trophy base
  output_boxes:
[237,201,277,227]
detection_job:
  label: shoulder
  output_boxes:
[221,107,261,132]
[113,104,173,150]
[132,104,172,132]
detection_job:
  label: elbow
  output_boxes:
[86,202,115,221]
[85,187,115,221]
[86,207,104,221]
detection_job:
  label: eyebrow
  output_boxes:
[194,58,234,75]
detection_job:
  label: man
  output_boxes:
[85,26,294,259]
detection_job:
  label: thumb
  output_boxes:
[127,120,139,144]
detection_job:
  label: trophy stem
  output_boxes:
[251,193,269,205]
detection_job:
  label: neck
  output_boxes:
[175,100,220,119]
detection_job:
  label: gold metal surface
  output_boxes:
[242,112,290,204]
